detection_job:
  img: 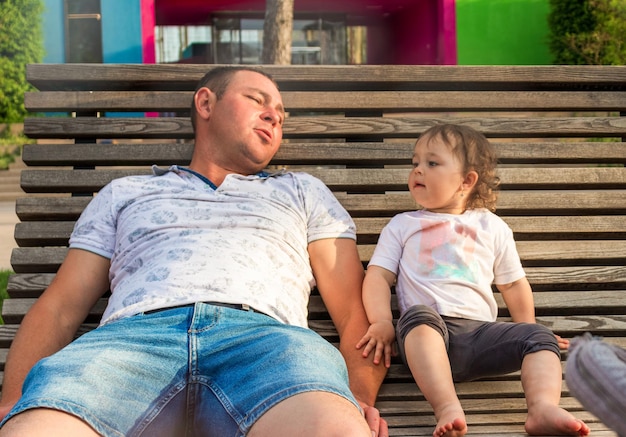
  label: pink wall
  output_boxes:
[369,0,456,65]
[141,0,156,63]
[439,0,457,65]
[150,0,456,66]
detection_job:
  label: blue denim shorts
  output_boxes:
[2,302,359,436]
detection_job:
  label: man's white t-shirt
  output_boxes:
[69,166,356,327]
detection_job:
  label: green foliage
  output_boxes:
[549,0,626,65]
[548,0,597,64]
[0,0,44,123]
[0,269,12,325]
[592,0,626,64]
[0,127,26,170]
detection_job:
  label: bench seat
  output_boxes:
[2,64,625,436]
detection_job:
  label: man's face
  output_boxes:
[205,70,285,175]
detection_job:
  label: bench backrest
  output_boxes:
[3,64,626,435]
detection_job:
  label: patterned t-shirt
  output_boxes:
[69,165,356,327]
[369,209,525,322]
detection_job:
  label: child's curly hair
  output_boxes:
[417,124,500,211]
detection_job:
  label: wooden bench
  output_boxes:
[2,64,626,436]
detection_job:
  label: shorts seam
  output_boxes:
[131,379,188,435]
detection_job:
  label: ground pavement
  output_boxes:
[0,201,18,270]
[0,152,25,270]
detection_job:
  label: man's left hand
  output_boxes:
[360,402,389,437]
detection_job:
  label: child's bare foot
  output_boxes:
[433,404,467,437]
[525,403,590,436]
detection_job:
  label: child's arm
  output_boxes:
[497,277,569,349]
[356,265,397,368]
[497,277,535,323]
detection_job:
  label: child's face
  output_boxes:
[409,135,467,214]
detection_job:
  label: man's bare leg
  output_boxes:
[248,391,372,437]
[522,350,590,436]
[0,408,99,437]
[404,325,467,437]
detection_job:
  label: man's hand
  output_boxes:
[356,320,395,368]
[360,402,389,437]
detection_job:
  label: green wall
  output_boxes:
[456,0,553,65]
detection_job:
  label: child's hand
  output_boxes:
[555,334,570,350]
[356,320,395,368]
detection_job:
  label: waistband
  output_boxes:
[144,301,266,316]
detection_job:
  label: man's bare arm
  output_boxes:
[0,249,110,418]
[308,238,387,406]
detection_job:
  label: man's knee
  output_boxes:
[248,391,369,437]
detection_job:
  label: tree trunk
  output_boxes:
[262,0,294,64]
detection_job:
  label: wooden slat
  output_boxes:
[2,298,108,324]
[18,167,626,193]
[495,190,626,214]
[3,294,626,328]
[503,216,626,238]
[5,273,55,298]
[14,216,626,247]
[10,245,626,282]
[26,64,626,91]
[23,115,626,140]
[354,216,626,238]
[502,291,626,315]
[16,235,626,265]
[377,397,587,415]
[10,247,68,273]
[14,221,74,246]
[0,324,96,349]
[282,116,626,139]
[15,197,89,221]
[309,317,626,340]
[524,265,626,287]
[21,141,626,167]
[357,241,626,264]
[516,240,626,263]
[384,412,611,435]
[335,191,626,215]
[541,314,626,336]
[25,90,626,112]
[14,190,626,222]
[6,277,624,315]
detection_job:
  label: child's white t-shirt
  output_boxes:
[369,209,525,322]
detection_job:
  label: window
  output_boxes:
[155,13,366,65]
[65,0,103,63]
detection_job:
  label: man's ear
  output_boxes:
[194,87,215,121]
[463,170,479,192]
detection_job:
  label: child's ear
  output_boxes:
[463,170,479,192]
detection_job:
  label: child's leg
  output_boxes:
[404,325,467,437]
[445,319,589,436]
[521,350,590,436]
[397,306,466,437]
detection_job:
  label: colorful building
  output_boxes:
[40,0,553,66]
